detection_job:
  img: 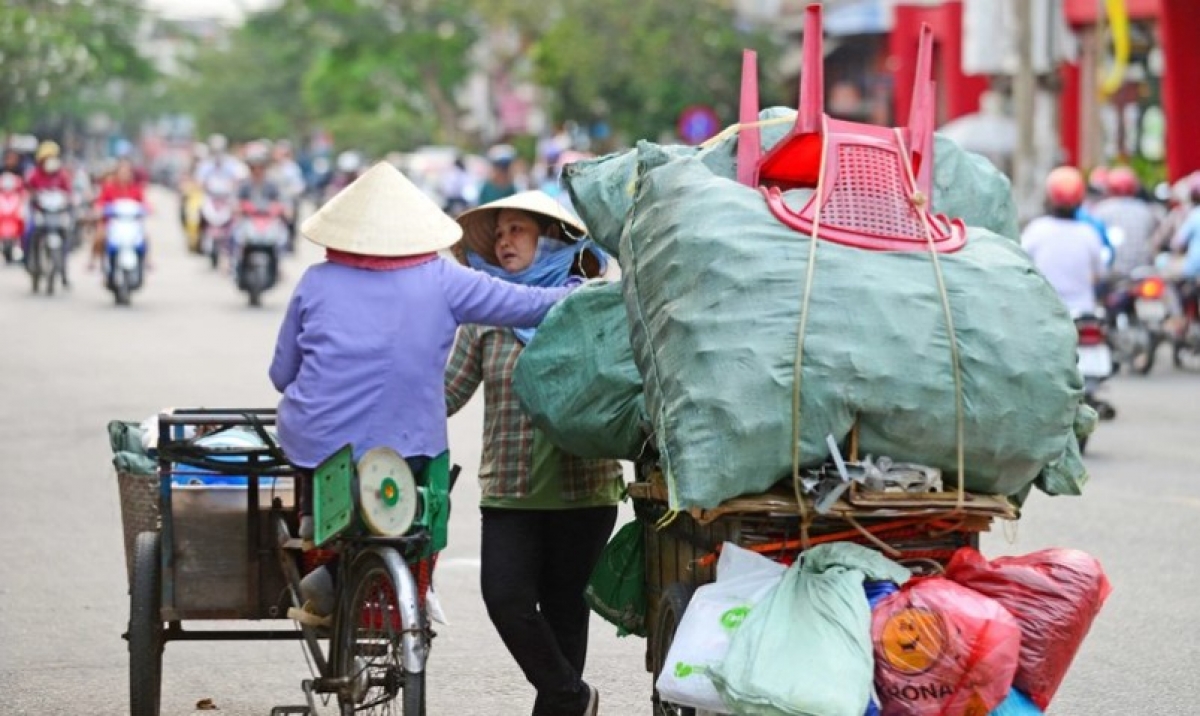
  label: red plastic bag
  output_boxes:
[945,548,1111,711]
[873,577,1020,716]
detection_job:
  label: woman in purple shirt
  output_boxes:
[268,162,572,547]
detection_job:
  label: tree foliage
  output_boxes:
[172,0,480,154]
[0,0,154,130]
[169,0,784,150]
[300,0,479,151]
[531,0,784,142]
[168,2,314,143]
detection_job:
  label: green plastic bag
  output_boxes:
[619,146,1085,510]
[513,281,649,460]
[710,543,911,716]
[108,420,156,476]
[584,521,647,637]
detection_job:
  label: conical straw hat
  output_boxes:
[456,191,588,265]
[301,161,462,257]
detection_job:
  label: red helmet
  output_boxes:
[1106,166,1140,197]
[1087,166,1108,193]
[1188,173,1200,203]
[1046,166,1085,209]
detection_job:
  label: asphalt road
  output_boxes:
[1,187,1197,715]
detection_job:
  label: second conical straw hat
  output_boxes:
[301,161,462,257]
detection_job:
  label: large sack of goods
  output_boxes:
[618,144,1087,510]
[565,108,1021,259]
[513,280,649,461]
[526,111,1024,464]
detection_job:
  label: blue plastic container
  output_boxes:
[169,427,274,487]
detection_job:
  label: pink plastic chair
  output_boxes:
[737,4,966,253]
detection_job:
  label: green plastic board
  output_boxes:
[313,444,356,547]
[414,452,451,556]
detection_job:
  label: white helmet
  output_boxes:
[244,141,271,167]
[208,133,229,154]
[336,150,363,174]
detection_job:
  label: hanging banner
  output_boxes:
[1100,0,1130,96]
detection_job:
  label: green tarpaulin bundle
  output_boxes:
[513,281,649,461]
[617,144,1087,510]
[515,110,1027,466]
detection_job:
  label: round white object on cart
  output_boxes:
[356,447,419,537]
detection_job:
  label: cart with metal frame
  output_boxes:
[628,461,1015,716]
[122,407,450,716]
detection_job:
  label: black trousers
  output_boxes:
[480,505,618,716]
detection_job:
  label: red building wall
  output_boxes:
[890,2,989,125]
[1158,0,1200,179]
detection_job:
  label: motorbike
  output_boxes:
[1170,279,1200,371]
[28,188,74,295]
[199,178,237,270]
[1075,314,1116,454]
[1104,268,1169,374]
[234,199,287,307]
[103,198,147,306]
[0,174,26,264]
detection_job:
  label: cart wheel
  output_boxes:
[651,583,697,716]
[129,531,164,716]
[334,552,426,716]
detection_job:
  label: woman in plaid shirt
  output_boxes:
[446,192,623,716]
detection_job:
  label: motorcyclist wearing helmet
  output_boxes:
[1171,177,1200,279]
[238,142,284,208]
[1091,166,1161,276]
[89,158,149,271]
[25,141,75,280]
[323,150,364,202]
[26,141,73,193]
[194,133,248,194]
[233,143,288,271]
[1159,176,1200,337]
[1021,166,1106,315]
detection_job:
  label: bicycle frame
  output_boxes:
[270,512,430,694]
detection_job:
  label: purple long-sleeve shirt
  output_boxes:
[269,256,569,468]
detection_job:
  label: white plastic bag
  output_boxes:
[655,543,786,713]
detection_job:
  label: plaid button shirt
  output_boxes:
[445,324,623,502]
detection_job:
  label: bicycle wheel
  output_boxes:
[129,531,164,716]
[333,551,426,716]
